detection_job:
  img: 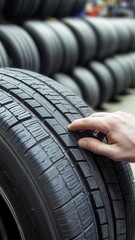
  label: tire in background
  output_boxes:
[23,20,63,76]
[0,41,10,67]
[124,19,135,51]
[36,0,60,18]
[127,53,135,87]
[71,66,100,108]
[56,0,76,17]
[0,0,5,13]
[85,17,118,59]
[104,57,127,98]
[0,68,134,240]
[88,61,114,104]
[46,20,79,73]
[72,0,87,15]
[114,55,132,88]
[3,0,40,19]
[53,72,83,99]
[62,18,97,64]
[0,24,40,72]
[110,19,131,53]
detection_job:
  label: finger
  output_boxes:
[91,112,110,117]
[115,111,134,119]
[78,137,112,157]
[68,117,109,134]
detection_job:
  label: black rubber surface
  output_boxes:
[0,0,5,13]
[110,19,131,53]
[63,18,97,64]
[36,0,60,18]
[71,66,100,108]
[24,20,63,76]
[56,0,76,17]
[47,20,79,73]
[104,57,127,98]
[0,24,40,72]
[124,19,135,50]
[72,0,87,15]
[114,55,132,89]
[88,61,114,103]
[0,66,135,240]
[0,67,134,239]
[128,53,135,87]
[3,0,40,19]
[85,17,115,59]
[0,41,9,67]
[53,72,83,99]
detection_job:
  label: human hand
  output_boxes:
[68,111,135,162]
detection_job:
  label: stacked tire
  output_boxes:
[1,17,135,109]
[0,42,9,67]
[2,0,86,19]
[0,24,40,72]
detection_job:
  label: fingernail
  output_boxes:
[68,124,71,129]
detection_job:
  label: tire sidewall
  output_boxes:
[0,134,60,240]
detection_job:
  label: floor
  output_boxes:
[97,87,135,176]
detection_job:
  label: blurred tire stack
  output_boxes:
[0,3,135,240]
[0,6,135,108]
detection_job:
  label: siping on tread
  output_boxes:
[0,68,134,239]
[0,68,107,239]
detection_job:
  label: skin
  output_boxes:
[68,111,135,162]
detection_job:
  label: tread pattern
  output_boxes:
[0,69,99,239]
[0,90,97,239]
[0,68,134,239]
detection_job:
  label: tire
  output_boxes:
[10,25,40,72]
[72,0,87,15]
[23,20,63,76]
[62,18,97,64]
[124,19,135,51]
[88,61,114,103]
[46,20,79,73]
[104,57,127,97]
[3,0,40,19]
[0,41,10,67]
[53,73,83,99]
[71,67,101,108]
[0,68,134,239]
[56,0,76,17]
[36,0,60,18]
[114,55,132,88]
[110,19,131,53]
[128,53,135,87]
[0,24,40,72]
[85,17,118,59]
[0,0,5,13]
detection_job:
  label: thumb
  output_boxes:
[78,137,112,157]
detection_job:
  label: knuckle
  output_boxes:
[105,117,117,130]
[81,118,88,125]
[107,146,121,161]
[90,141,100,154]
[115,111,125,115]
